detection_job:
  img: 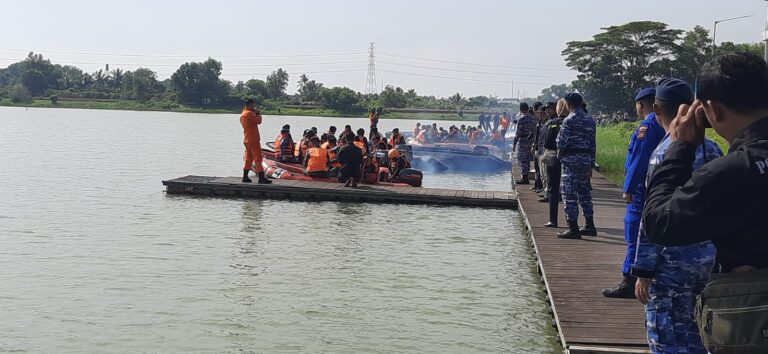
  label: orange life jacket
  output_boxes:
[274,133,294,158]
[321,141,329,149]
[416,130,426,144]
[294,138,309,158]
[305,147,329,173]
[327,147,341,168]
[389,135,403,148]
[353,140,367,156]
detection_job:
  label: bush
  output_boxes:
[50,95,59,104]
[10,85,32,103]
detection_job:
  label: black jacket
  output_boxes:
[336,144,363,179]
[643,116,768,271]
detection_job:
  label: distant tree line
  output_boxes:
[0,53,514,113]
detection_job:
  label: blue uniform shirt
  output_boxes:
[622,113,664,196]
[514,113,536,147]
[631,135,724,278]
[556,107,596,164]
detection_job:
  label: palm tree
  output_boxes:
[92,69,108,88]
[111,68,124,89]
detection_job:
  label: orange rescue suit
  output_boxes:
[327,147,341,168]
[305,147,329,173]
[240,107,264,172]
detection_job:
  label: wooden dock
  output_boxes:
[513,167,650,353]
[162,175,517,209]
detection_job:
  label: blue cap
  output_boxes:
[656,78,694,104]
[564,92,583,104]
[635,88,655,102]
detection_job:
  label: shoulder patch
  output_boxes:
[637,126,648,139]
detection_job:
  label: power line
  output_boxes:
[0,47,366,59]
[221,69,365,77]
[378,60,574,79]
[379,51,573,72]
[377,69,552,85]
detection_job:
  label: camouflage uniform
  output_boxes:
[632,135,723,354]
[514,113,536,178]
[556,107,596,221]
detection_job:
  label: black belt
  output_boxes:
[561,148,593,155]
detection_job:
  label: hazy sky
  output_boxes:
[2,0,766,98]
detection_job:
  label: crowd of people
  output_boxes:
[240,103,413,187]
[529,52,767,354]
[410,119,511,147]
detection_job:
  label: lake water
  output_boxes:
[0,107,557,353]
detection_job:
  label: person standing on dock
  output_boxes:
[513,102,536,184]
[603,88,664,299]
[556,93,596,239]
[541,99,568,227]
[478,112,486,133]
[631,78,723,354]
[641,53,768,354]
[240,99,271,184]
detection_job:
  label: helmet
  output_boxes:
[388,149,400,159]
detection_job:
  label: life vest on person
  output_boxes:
[320,141,329,149]
[274,133,294,158]
[305,147,329,173]
[294,138,309,158]
[389,135,404,148]
[500,115,510,129]
[327,147,341,168]
[353,140,367,156]
[416,130,427,144]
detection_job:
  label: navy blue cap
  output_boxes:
[656,78,694,104]
[564,92,583,104]
[635,88,655,102]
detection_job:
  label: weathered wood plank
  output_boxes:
[512,162,651,353]
[162,175,518,209]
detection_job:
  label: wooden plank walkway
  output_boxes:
[163,175,517,209]
[513,166,650,353]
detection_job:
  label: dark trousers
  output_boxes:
[533,151,543,190]
[545,155,562,224]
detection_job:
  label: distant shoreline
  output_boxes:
[0,99,477,121]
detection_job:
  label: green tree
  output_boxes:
[91,69,109,88]
[563,21,682,112]
[10,84,32,103]
[378,85,407,108]
[110,68,124,89]
[467,95,489,108]
[296,73,323,102]
[319,87,360,112]
[716,41,765,58]
[536,84,572,103]
[449,92,465,107]
[59,65,85,89]
[22,69,46,96]
[245,79,268,102]
[266,68,289,99]
[170,58,227,104]
[672,26,711,84]
[131,68,162,101]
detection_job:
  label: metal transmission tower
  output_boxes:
[364,42,378,95]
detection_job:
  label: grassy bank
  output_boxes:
[0,99,473,122]
[596,122,729,187]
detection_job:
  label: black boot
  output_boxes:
[242,170,252,183]
[580,216,597,236]
[602,275,637,299]
[516,176,530,185]
[557,220,581,239]
[257,172,272,184]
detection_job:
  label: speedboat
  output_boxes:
[406,144,512,173]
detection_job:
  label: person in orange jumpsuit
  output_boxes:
[240,99,271,184]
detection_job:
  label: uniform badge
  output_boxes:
[638,126,648,139]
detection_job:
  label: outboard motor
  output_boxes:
[375,150,391,166]
[397,168,423,187]
[396,144,414,163]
